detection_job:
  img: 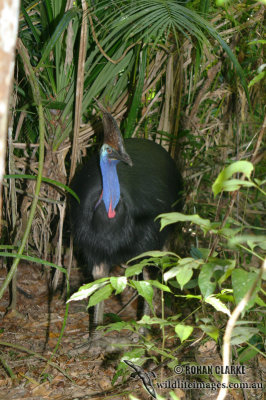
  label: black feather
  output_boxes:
[70,138,181,273]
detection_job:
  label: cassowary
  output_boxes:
[70,102,182,350]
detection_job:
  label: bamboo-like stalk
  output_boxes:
[0,0,20,228]
[0,38,45,301]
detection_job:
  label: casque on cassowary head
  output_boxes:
[69,101,182,335]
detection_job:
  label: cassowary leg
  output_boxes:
[91,263,109,329]
[138,267,156,338]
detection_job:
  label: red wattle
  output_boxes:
[108,199,116,219]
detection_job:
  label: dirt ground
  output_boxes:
[0,262,264,400]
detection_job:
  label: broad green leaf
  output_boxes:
[219,227,242,238]
[104,321,136,333]
[228,235,266,251]
[232,269,261,310]
[110,276,127,294]
[238,346,261,363]
[230,326,259,345]
[88,284,114,308]
[199,325,219,341]
[205,295,231,316]
[147,280,172,292]
[218,179,254,192]
[255,296,266,307]
[164,266,181,282]
[113,348,146,384]
[129,250,178,263]
[138,315,168,325]
[198,264,217,298]
[164,258,201,284]
[157,213,211,234]
[212,161,254,197]
[132,281,154,310]
[125,263,145,278]
[176,267,193,290]
[175,324,193,342]
[68,282,107,302]
[217,259,236,286]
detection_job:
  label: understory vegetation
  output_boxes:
[0,0,265,399]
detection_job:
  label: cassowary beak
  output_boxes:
[117,150,133,167]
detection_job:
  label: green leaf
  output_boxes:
[198,264,217,298]
[0,252,66,274]
[68,282,107,302]
[205,295,231,316]
[212,161,254,197]
[104,321,136,333]
[230,326,259,345]
[164,258,202,287]
[228,235,266,251]
[129,250,178,263]
[125,47,147,138]
[238,346,261,363]
[21,3,40,44]
[232,269,261,310]
[88,284,114,308]
[148,280,172,292]
[157,213,211,234]
[217,259,236,286]
[125,263,145,278]
[36,8,79,70]
[199,324,219,341]
[110,276,127,294]
[132,281,154,310]
[248,71,266,88]
[138,315,169,326]
[4,174,79,202]
[175,324,193,342]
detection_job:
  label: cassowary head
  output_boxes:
[95,100,133,219]
[95,100,133,167]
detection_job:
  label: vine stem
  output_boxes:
[0,39,45,301]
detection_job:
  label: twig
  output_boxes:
[217,259,266,400]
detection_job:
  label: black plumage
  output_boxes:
[70,138,180,269]
[69,102,182,333]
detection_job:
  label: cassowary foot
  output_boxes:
[69,331,140,356]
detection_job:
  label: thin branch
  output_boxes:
[217,259,266,400]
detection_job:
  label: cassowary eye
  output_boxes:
[107,148,112,154]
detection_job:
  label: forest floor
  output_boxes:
[0,262,263,400]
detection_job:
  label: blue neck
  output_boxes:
[99,155,120,219]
